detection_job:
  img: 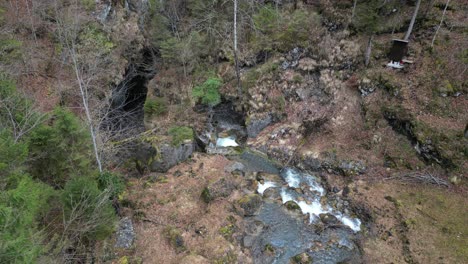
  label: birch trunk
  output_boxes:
[233,0,242,99]
[404,0,422,41]
[365,35,373,67]
[431,0,451,48]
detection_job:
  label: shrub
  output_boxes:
[28,108,92,187]
[0,38,22,64]
[144,97,168,116]
[0,176,54,263]
[192,77,222,106]
[97,171,125,198]
[61,176,116,241]
[168,126,193,146]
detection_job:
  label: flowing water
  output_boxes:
[207,102,362,263]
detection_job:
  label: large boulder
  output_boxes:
[149,142,194,172]
[238,194,262,216]
[115,217,135,249]
[247,114,274,138]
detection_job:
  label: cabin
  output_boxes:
[387,39,409,69]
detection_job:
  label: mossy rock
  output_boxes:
[168,126,194,146]
[237,194,262,216]
[284,200,301,212]
[290,252,313,264]
[319,213,340,225]
[264,243,276,254]
[202,179,236,204]
[163,226,185,253]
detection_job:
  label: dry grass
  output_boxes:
[125,154,252,263]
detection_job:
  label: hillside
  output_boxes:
[0,0,466,263]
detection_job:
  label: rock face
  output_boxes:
[115,217,135,249]
[150,142,195,172]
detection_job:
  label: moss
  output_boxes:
[168,126,193,146]
[219,224,235,240]
[290,252,313,264]
[264,243,275,254]
[284,200,301,211]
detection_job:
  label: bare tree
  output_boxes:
[404,0,422,41]
[233,0,242,100]
[431,0,451,48]
[0,94,46,143]
[53,1,103,172]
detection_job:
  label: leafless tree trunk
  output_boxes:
[70,46,103,173]
[233,0,242,99]
[351,0,358,22]
[431,0,450,48]
[365,35,373,66]
[54,1,103,173]
[404,0,422,41]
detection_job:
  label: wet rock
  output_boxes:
[225,162,245,173]
[115,217,135,249]
[303,156,323,171]
[180,255,208,264]
[257,172,283,183]
[319,213,340,225]
[238,194,263,216]
[247,114,274,138]
[290,252,313,264]
[149,142,195,172]
[284,201,301,212]
[263,188,281,200]
[243,235,255,247]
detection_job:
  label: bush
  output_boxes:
[144,97,168,116]
[97,171,125,198]
[0,176,54,263]
[192,77,222,106]
[0,38,22,64]
[168,126,193,146]
[0,131,28,179]
[61,176,116,241]
[28,108,92,187]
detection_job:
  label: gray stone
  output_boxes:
[225,162,245,173]
[247,114,273,138]
[115,217,135,249]
[149,143,194,172]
